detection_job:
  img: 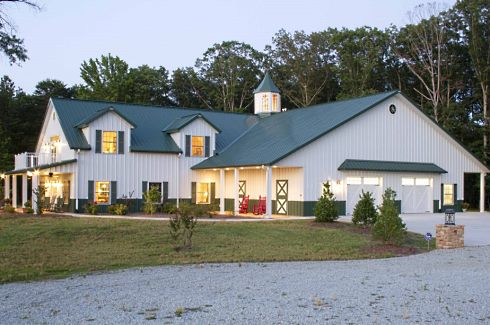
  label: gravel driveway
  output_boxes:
[1,247,490,324]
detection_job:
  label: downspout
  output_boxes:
[176,153,181,208]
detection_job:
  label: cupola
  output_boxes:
[254,72,281,115]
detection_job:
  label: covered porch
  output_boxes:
[199,165,304,218]
[2,159,77,212]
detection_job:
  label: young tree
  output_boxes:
[313,182,338,222]
[372,188,407,244]
[352,190,377,226]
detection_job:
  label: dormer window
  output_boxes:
[103,131,118,154]
[192,136,204,157]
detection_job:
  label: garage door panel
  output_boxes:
[401,177,432,214]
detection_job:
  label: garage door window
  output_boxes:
[346,177,362,185]
[402,177,431,186]
[363,177,380,185]
[443,184,454,205]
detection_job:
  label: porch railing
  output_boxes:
[14,152,57,170]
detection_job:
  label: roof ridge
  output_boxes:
[52,97,255,116]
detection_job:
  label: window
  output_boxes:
[363,177,380,185]
[261,94,269,112]
[102,131,118,154]
[443,184,454,206]
[196,182,210,204]
[272,94,278,112]
[415,178,430,186]
[191,136,204,157]
[346,177,362,185]
[149,182,162,202]
[402,178,415,186]
[95,181,110,204]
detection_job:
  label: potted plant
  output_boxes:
[462,202,470,212]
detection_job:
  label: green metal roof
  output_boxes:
[338,159,447,174]
[254,72,280,94]
[51,98,257,153]
[163,113,222,134]
[193,91,399,169]
[74,106,136,128]
[5,159,77,175]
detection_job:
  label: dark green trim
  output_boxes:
[129,147,181,154]
[287,201,305,216]
[95,130,102,153]
[433,200,440,213]
[225,198,234,211]
[5,159,77,175]
[118,131,124,154]
[303,200,346,217]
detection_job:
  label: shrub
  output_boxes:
[108,204,128,215]
[462,202,470,210]
[4,205,15,213]
[314,182,338,222]
[352,191,377,226]
[25,208,34,214]
[372,188,406,244]
[33,185,46,215]
[143,186,161,215]
[4,198,12,206]
[85,202,98,215]
[207,203,219,218]
[162,202,178,214]
[24,200,32,209]
[168,204,203,249]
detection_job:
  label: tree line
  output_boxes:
[0,0,489,172]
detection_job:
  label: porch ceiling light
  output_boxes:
[0,173,4,179]
[27,171,33,177]
[33,169,40,176]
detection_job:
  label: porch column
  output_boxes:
[31,174,39,213]
[4,175,10,200]
[12,175,17,207]
[233,168,239,215]
[480,173,486,213]
[22,174,28,207]
[265,166,272,218]
[219,169,225,214]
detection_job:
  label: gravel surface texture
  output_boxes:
[1,246,490,324]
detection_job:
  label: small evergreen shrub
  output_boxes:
[85,202,98,215]
[108,204,128,215]
[162,202,178,214]
[314,182,338,222]
[168,204,205,249]
[352,191,377,226]
[372,188,406,244]
[143,186,161,214]
[4,205,15,213]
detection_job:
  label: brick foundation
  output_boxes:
[436,224,464,249]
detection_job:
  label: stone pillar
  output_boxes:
[233,168,239,215]
[265,166,272,218]
[436,224,464,249]
[480,173,485,213]
[31,174,39,213]
[219,169,225,214]
[22,174,28,207]
[12,175,18,208]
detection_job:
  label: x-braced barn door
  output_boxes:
[239,180,246,199]
[276,180,288,215]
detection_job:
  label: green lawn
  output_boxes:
[0,214,429,283]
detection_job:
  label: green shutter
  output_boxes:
[185,135,191,157]
[88,180,94,202]
[95,130,102,153]
[205,136,210,157]
[111,181,117,204]
[118,131,124,154]
[441,183,444,206]
[210,182,215,203]
[163,182,169,201]
[142,181,148,199]
[191,182,196,204]
[454,184,457,206]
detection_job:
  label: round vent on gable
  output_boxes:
[389,104,397,114]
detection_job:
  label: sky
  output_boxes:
[1,0,456,93]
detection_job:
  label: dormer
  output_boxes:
[163,113,221,158]
[254,72,281,115]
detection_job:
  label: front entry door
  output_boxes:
[276,180,288,215]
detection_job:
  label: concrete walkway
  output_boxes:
[340,212,490,246]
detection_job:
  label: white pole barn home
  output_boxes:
[3,73,488,216]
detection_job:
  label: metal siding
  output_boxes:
[277,94,483,202]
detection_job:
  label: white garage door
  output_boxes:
[346,177,382,215]
[401,177,432,213]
